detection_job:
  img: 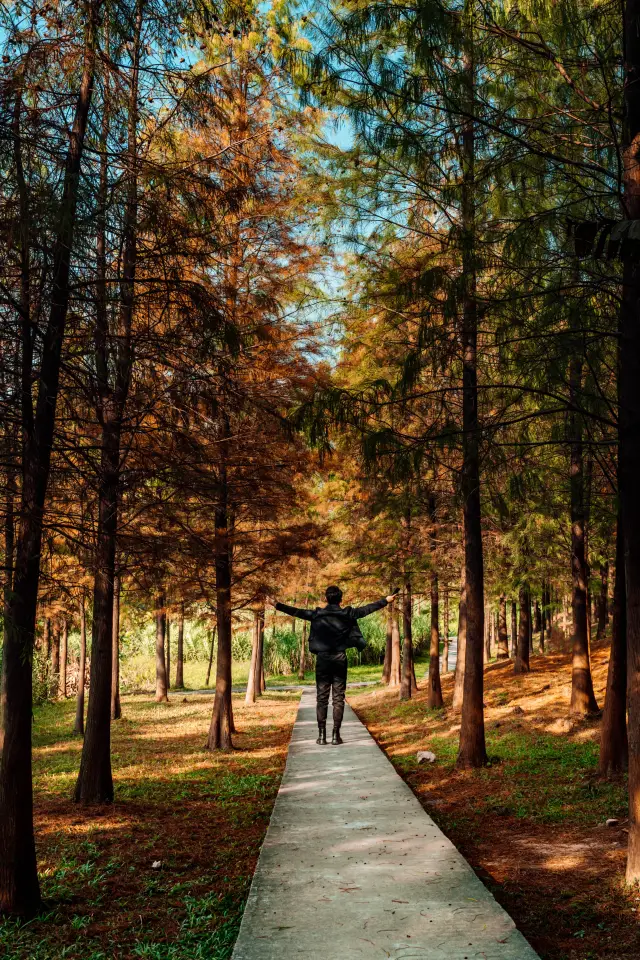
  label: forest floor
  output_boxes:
[349,643,638,960]
[0,691,299,960]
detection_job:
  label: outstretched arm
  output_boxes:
[351,595,395,620]
[270,600,314,622]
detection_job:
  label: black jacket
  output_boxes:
[275,598,388,655]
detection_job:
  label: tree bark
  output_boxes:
[51,624,60,698]
[497,594,509,659]
[1,469,16,751]
[206,500,234,750]
[442,585,450,673]
[382,601,393,683]
[74,596,87,736]
[0,3,100,910]
[427,572,443,707]
[154,593,168,702]
[111,575,121,721]
[205,625,216,687]
[510,600,517,658]
[298,620,307,681]
[74,1,141,805]
[568,346,599,714]
[617,38,640,867]
[175,603,185,689]
[484,605,491,662]
[59,619,68,698]
[389,606,402,687]
[515,586,531,675]
[400,583,414,700]
[597,562,609,642]
[599,514,628,777]
[257,610,266,694]
[457,17,487,768]
[452,567,467,713]
[245,612,260,704]
[166,619,171,692]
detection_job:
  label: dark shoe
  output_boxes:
[316,723,327,745]
[331,725,343,745]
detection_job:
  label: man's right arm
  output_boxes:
[275,601,314,622]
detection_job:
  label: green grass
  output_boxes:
[121,653,430,692]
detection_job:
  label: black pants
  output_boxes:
[316,653,348,725]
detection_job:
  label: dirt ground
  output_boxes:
[349,644,640,960]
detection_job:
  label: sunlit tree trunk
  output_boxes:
[245,611,260,705]
[175,603,185,689]
[205,624,216,688]
[154,592,168,702]
[389,606,402,687]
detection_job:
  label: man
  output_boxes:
[266,586,398,745]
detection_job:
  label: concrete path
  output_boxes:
[232,689,539,960]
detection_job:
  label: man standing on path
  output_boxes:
[266,587,398,745]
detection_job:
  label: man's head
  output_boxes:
[325,585,343,605]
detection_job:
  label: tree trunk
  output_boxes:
[382,601,393,683]
[484,605,491,662]
[74,0,141,805]
[206,501,234,750]
[510,600,517,658]
[111,575,121,721]
[257,610,266,694]
[389,606,402,687]
[400,583,414,700]
[205,625,216,687]
[515,586,531,675]
[442,585,450,673]
[599,513,628,777]
[457,19,487,768]
[540,583,547,652]
[73,422,121,804]
[59,620,68,698]
[0,469,16,751]
[43,618,50,661]
[154,592,168,702]
[175,603,184,689]
[74,596,87,736]
[620,22,640,871]
[597,562,609,642]
[298,621,306,681]
[245,612,259,705]
[452,568,467,712]
[51,624,60,698]
[0,0,99,912]
[427,571,443,707]
[166,619,171,692]
[497,594,509,659]
[568,349,599,714]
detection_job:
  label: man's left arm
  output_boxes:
[351,597,389,620]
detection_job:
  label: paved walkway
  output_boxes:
[232,689,539,960]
